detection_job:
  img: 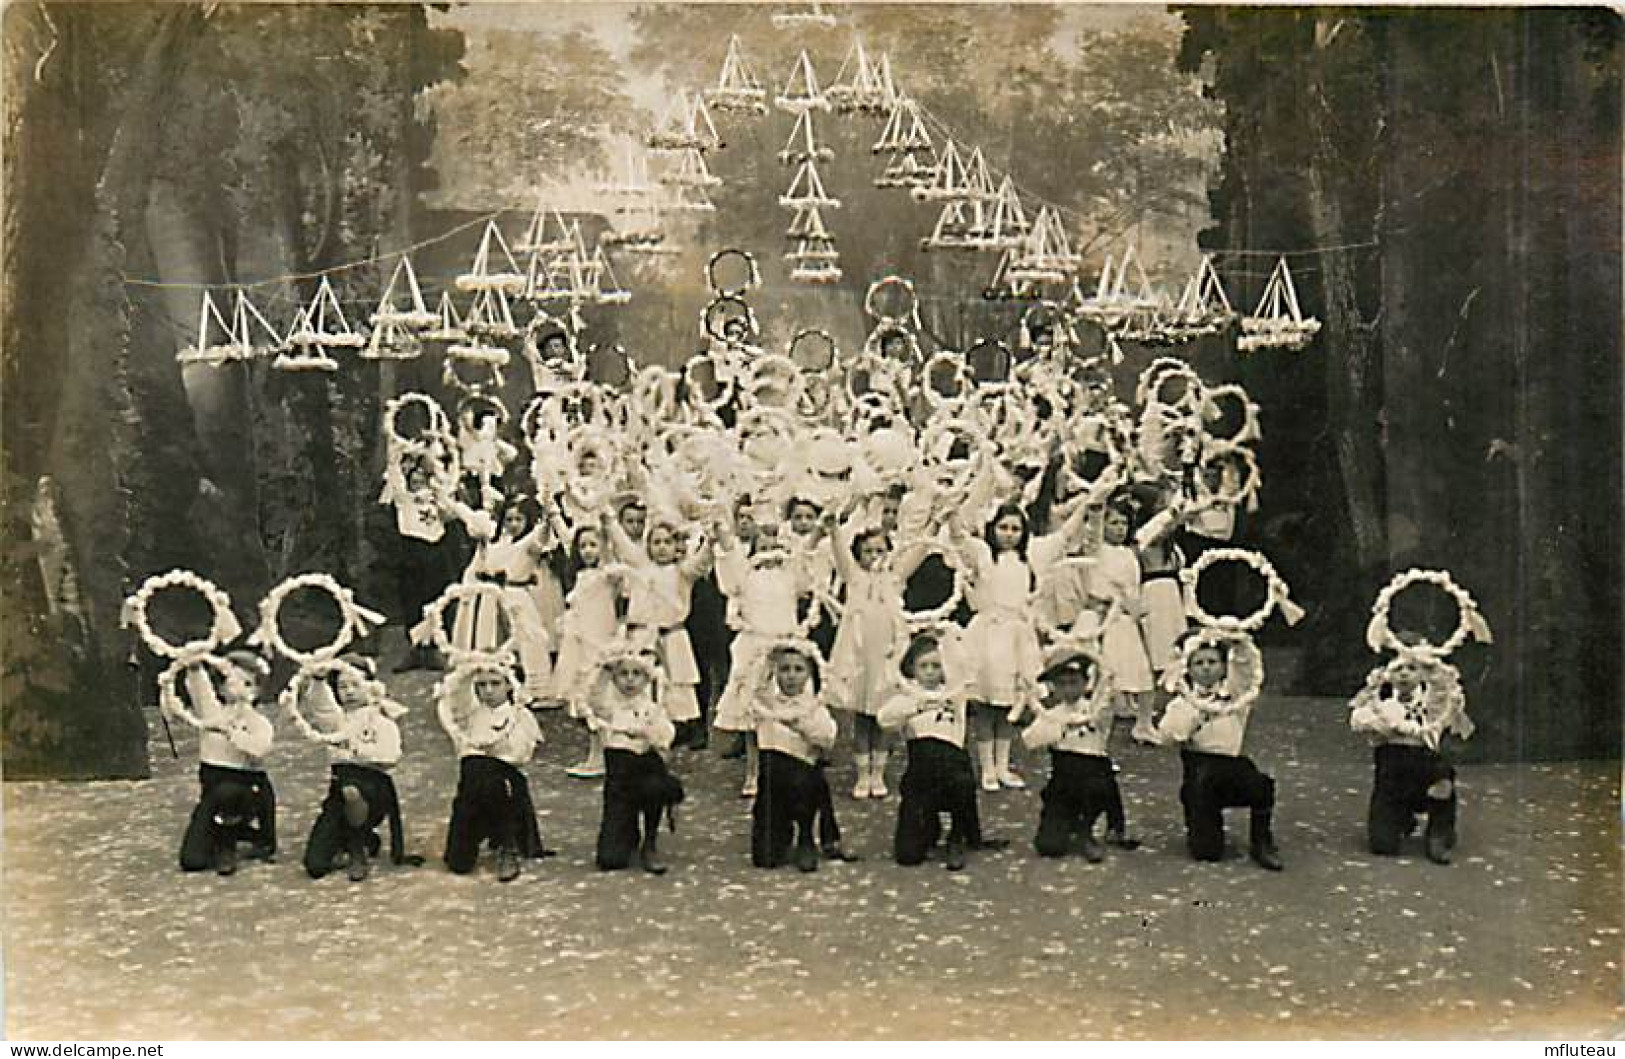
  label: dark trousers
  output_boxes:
[752,751,834,867]
[1368,744,1457,854]
[179,763,277,872]
[894,738,984,865]
[304,763,404,878]
[1034,752,1125,857]
[1179,750,1275,861]
[597,748,685,870]
[397,534,452,628]
[443,756,545,874]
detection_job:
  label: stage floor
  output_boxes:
[4,667,1621,1039]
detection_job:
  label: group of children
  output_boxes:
[163,321,1479,881]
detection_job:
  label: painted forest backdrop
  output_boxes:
[2,4,1619,778]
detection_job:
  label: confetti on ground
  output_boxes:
[3,683,1620,1040]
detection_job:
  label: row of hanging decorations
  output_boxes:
[174,2,1321,372]
[637,9,1320,348]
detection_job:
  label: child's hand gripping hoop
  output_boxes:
[280,657,397,747]
[157,653,246,730]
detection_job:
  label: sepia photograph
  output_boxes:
[1,0,1621,1042]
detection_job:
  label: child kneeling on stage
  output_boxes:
[590,644,685,875]
[175,650,277,876]
[750,640,851,872]
[1349,637,1474,865]
[877,631,1008,871]
[1150,632,1283,871]
[299,655,425,882]
[1021,645,1139,862]
[438,657,551,882]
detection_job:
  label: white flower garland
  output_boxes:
[1160,627,1265,715]
[897,539,967,631]
[415,582,517,670]
[251,573,387,667]
[706,248,762,298]
[1179,547,1304,633]
[157,653,243,730]
[703,295,760,343]
[1200,383,1263,446]
[1350,655,1473,749]
[921,350,971,409]
[1197,440,1263,511]
[864,274,921,328]
[1134,357,1206,410]
[1366,568,1493,659]
[280,657,408,748]
[122,569,240,662]
[383,393,452,456]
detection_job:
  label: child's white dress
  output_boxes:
[453,529,554,702]
[958,534,1069,708]
[712,545,806,732]
[551,565,624,717]
[1093,543,1154,694]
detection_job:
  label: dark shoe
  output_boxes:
[1105,829,1141,850]
[532,847,559,860]
[394,853,426,868]
[1080,833,1105,863]
[245,842,276,863]
[215,841,238,877]
[721,734,746,760]
[496,847,521,882]
[1250,841,1284,871]
[1425,830,1454,865]
[822,843,861,863]
[945,840,968,872]
[641,840,668,876]
[795,844,819,873]
[971,836,1009,852]
[688,727,710,751]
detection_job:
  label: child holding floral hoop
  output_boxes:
[1150,633,1282,871]
[552,522,629,778]
[174,649,278,876]
[438,657,550,882]
[606,506,716,740]
[453,496,556,706]
[588,645,685,874]
[950,492,1096,793]
[877,632,1008,871]
[1093,502,1157,742]
[1350,632,1476,865]
[295,655,424,882]
[749,641,845,871]
[1022,646,1138,862]
[825,511,932,800]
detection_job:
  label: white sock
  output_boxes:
[994,736,1014,778]
[976,740,997,781]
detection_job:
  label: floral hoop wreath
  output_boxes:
[633,364,683,424]
[279,657,401,747]
[703,295,760,344]
[1200,383,1262,446]
[1161,627,1265,715]
[251,573,387,666]
[864,274,920,327]
[862,322,923,366]
[384,393,452,456]
[157,652,247,730]
[921,350,971,408]
[441,352,505,396]
[122,569,241,662]
[747,353,801,393]
[897,539,967,631]
[794,369,838,422]
[918,416,987,493]
[435,659,526,749]
[743,550,825,640]
[967,382,1035,446]
[787,328,838,372]
[519,392,559,448]
[1020,300,1077,355]
[1197,440,1262,511]
[1134,356,1205,410]
[1063,412,1127,486]
[1366,568,1493,659]
[682,352,736,416]
[706,248,762,299]
[1179,547,1304,633]
[415,582,517,669]
[963,337,1014,384]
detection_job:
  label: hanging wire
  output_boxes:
[120,209,510,291]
